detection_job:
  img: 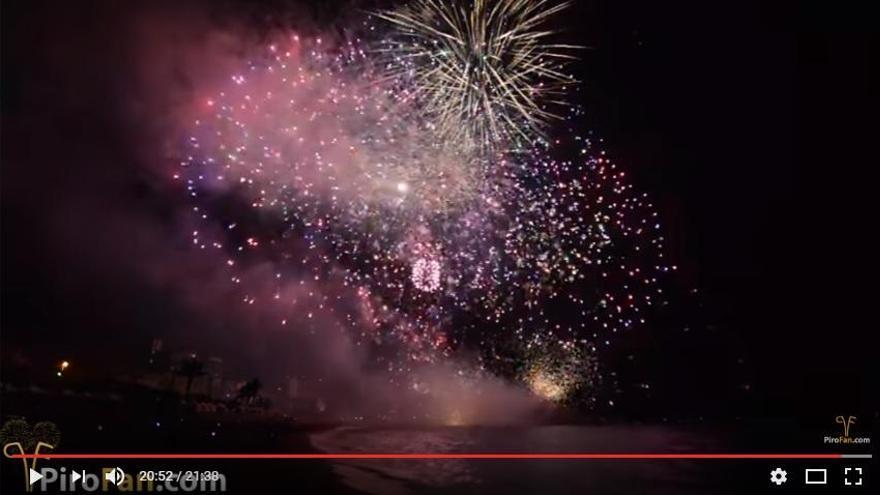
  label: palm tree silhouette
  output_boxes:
[178,356,205,402]
[237,378,262,405]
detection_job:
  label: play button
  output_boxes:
[71,471,82,483]
[29,468,43,485]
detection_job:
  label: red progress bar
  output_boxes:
[13,453,844,460]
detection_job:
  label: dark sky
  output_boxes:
[1,0,875,417]
[565,1,875,415]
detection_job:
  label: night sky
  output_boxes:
[2,0,875,420]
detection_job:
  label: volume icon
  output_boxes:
[105,467,125,486]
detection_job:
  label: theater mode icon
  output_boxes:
[804,468,827,485]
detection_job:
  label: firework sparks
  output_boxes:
[376,0,577,152]
[179,28,671,406]
[527,370,567,401]
[412,257,442,292]
[519,336,597,403]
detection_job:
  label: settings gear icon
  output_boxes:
[770,468,788,486]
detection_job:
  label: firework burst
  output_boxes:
[376,0,577,152]
[520,337,598,403]
[178,25,672,408]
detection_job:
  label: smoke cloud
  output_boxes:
[2,0,543,424]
